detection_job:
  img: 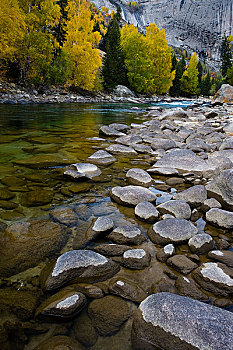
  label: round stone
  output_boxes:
[188,233,215,255]
[110,185,157,207]
[108,226,145,245]
[135,201,159,223]
[123,249,151,269]
[88,150,116,165]
[106,144,137,156]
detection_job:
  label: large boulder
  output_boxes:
[43,250,119,290]
[113,85,135,97]
[110,185,157,207]
[0,220,70,277]
[205,169,233,210]
[132,293,233,350]
[148,218,198,245]
[160,107,189,120]
[212,84,233,104]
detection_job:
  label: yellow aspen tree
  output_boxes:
[63,0,102,90]
[180,52,199,95]
[146,24,175,94]
[121,24,150,92]
[0,0,25,62]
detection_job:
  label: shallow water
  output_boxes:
[0,101,225,350]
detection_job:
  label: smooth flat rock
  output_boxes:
[207,250,233,268]
[88,295,131,336]
[93,243,131,256]
[71,310,98,347]
[206,208,233,229]
[71,163,101,179]
[167,255,198,274]
[157,200,191,219]
[51,207,78,226]
[108,226,145,245]
[43,250,119,290]
[135,201,159,223]
[205,169,233,210]
[148,218,198,245]
[126,168,153,187]
[133,144,153,154]
[123,249,151,269]
[175,276,208,301]
[99,126,125,137]
[147,167,179,176]
[188,233,215,255]
[193,262,233,296]
[132,292,233,350]
[36,290,86,319]
[14,154,76,169]
[106,144,137,156]
[110,185,157,207]
[87,150,116,165]
[151,149,210,175]
[109,278,147,303]
[173,185,207,207]
[21,189,54,207]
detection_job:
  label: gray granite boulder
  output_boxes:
[115,134,142,146]
[208,250,233,267]
[106,144,137,156]
[156,244,175,262]
[188,233,215,255]
[43,250,119,290]
[160,107,189,120]
[123,249,151,269]
[99,126,125,137]
[133,144,153,154]
[87,150,116,165]
[148,218,198,245]
[173,185,207,207]
[205,169,233,210]
[87,217,114,241]
[135,201,159,223]
[132,292,233,350]
[147,167,179,176]
[157,200,191,219]
[193,262,233,296]
[108,226,145,245]
[126,168,153,187]
[206,208,233,229]
[166,255,198,274]
[219,137,233,151]
[110,185,156,207]
[36,290,86,319]
[65,163,101,180]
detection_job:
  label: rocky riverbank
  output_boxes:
[0,100,233,349]
[0,81,211,105]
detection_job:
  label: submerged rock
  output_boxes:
[132,293,233,350]
[208,250,233,267]
[148,218,198,245]
[36,290,86,319]
[43,250,119,290]
[34,336,84,350]
[88,150,116,165]
[122,249,151,269]
[175,276,208,301]
[88,295,131,336]
[109,278,147,303]
[166,255,198,274]
[110,185,156,207]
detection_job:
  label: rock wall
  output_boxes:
[92,0,233,61]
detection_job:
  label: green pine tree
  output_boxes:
[200,71,211,96]
[169,55,186,97]
[221,34,232,77]
[102,14,128,90]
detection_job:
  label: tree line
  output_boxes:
[0,0,232,95]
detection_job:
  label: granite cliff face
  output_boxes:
[92,0,233,62]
